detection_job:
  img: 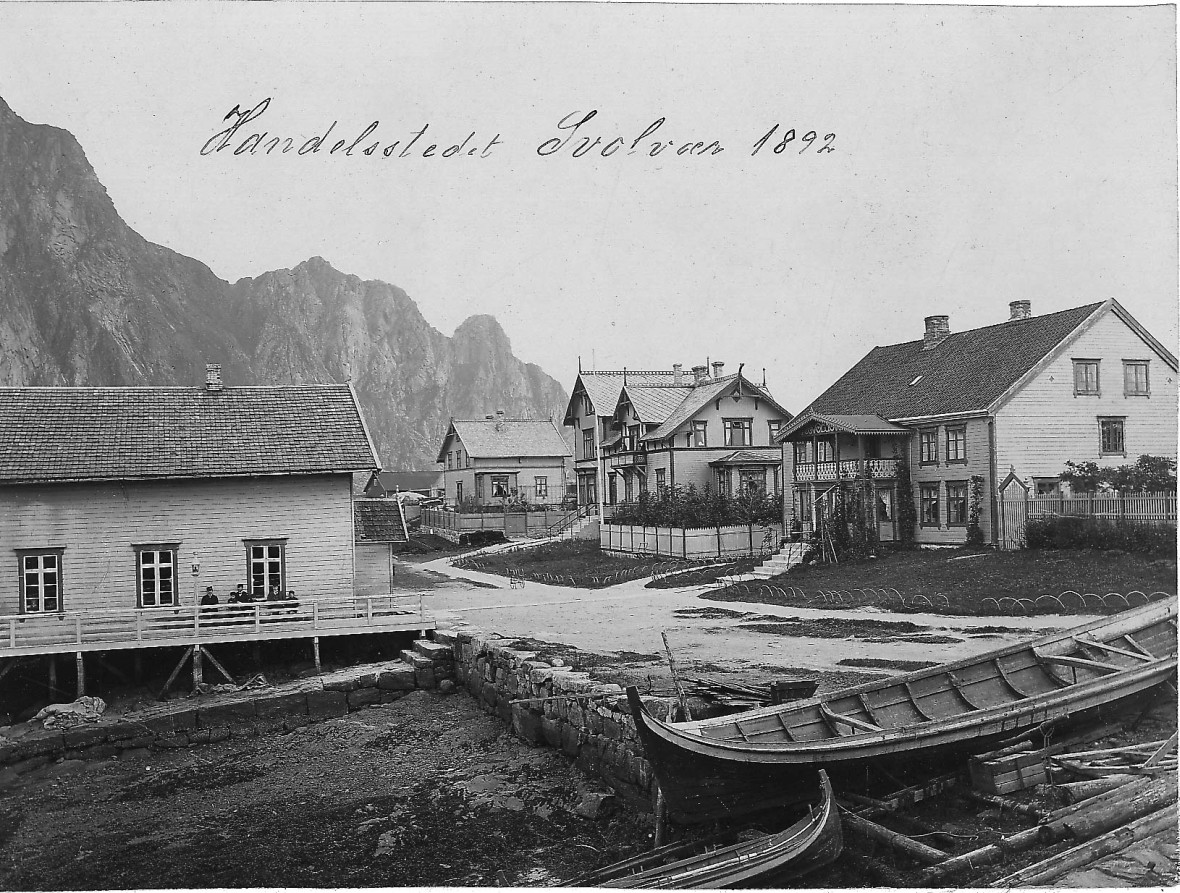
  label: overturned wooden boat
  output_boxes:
[575,770,842,888]
[629,597,1178,823]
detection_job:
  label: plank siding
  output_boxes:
[0,474,355,615]
[995,312,1179,487]
[909,416,993,545]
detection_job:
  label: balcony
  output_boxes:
[794,458,899,482]
[610,451,647,468]
[0,594,432,659]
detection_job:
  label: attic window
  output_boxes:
[908,375,923,387]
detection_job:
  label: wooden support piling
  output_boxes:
[75,652,85,697]
[840,808,948,865]
[313,636,321,673]
[191,645,204,689]
[47,655,57,697]
[200,646,236,685]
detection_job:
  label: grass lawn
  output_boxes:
[459,540,659,587]
[706,547,1177,615]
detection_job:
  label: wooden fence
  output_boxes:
[421,508,577,539]
[998,491,1177,550]
[601,523,783,559]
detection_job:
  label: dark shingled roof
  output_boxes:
[365,470,443,496]
[441,419,571,462]
[354,499,408,543]
[807,303,1103,420]
[0,385,378,484]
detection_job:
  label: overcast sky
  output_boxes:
[0,2,1175,412]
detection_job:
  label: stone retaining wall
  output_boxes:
[435,628,672,810]
[0,645,456,772]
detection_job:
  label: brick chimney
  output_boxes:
[494,409,504,431]
[691,364,709,385]
[923,315,950,350]
[672,363,683,385]
[1009,300,1032,321]
[205,363,223,391]
[711,361,725,379]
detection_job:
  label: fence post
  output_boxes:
[717,526,722,558]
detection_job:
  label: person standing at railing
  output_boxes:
[200,587,219,612]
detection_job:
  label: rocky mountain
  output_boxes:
[0,96,569,468]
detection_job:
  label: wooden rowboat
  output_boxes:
[629,597,1178,824]
[573,770,842,888]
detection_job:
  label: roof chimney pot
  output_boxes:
[712,361,725,379]
[691,364,709,386]
[923,315,950,350]
[205,363,223,391]
[1009,300,1032,321]
[672,363,683,384]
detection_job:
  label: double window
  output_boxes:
[919,430,938,464]
[946,482,968,526]
[1123,360,1150,397]
[919,483,940,527]
[793,442,810,465]
[1073,359,1100,396]
[491,474,510,498]
[1099,417,1126,456]
[246,541,285,597]
[723,419,752,447]
[582,428,595,459]
[137,544,179,607]
[739,469,764,493]
[816,440,834,463]
[945,426,967,463]
[18,549,64,613]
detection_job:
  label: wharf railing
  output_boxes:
[0,593,430,658]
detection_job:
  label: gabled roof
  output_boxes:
[364,470,442,496]
[805,303,1106,421]
[354,498,409,543]
[0,385,378,485]
[779,410,910,441]
[562,371,683,424]
[709,449,782,466]
[618,384,694,424]
[439,418,572,462]
[640,374,793,442]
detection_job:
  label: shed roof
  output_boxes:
[440,418,572,462]
[0,385,377,485]
[354,499,408,543]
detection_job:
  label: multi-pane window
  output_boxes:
[491,474,510,498]
[447,451,454,470]
[534,476,548,499]
[655,468,666,492]
[793,442,810,465]
[739,469,764,493]
[816,440,834,463]
[919,483,940,527]
[1073,359,1100,395]
[1099,417,1126,456]
[768,420,783,442]
[1123,361,1149,396]
[626,424,641,450]
[476,475,485,499]
[582,429,595,459]
[20,550,62,613]
[723,419,752,447]
[137,546,178,607]
[919,430,938,464]
[247,542,284,598]
[456,482,464,504]
[691,421,707,447]
[946,426,967,463]
[946,482,968,526]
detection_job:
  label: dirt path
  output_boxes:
[0,691,648,890]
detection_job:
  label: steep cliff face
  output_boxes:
[0,96,568,468]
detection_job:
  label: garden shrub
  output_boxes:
[1024,516,1176,555]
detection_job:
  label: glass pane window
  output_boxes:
[1099,418,1125,455]
[1073,360,1100,395]
[946,427,966,462]
[723,419,752,447]
[919,430,938,464]
[691,421,708,447]
[491,475,510,498]
[139,548,176,607]
[816,440,834,463]
[534,476,548,499]
[946,482,968,526]
[21,552,61,613]
[920,484,940,526]
[1123,361,1149,396]
[768,420,783,442]
[582,429,595,458]
[249,544,284,598]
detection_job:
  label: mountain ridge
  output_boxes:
[0,96,569,469]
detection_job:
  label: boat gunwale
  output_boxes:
[672,598,1176,733]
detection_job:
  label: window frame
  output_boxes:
[945,481,968,527]
[534,476,548,499]
[1073,359,1101,396]
[655,467,667,493]
[945,426,967,464]
[134,542,181,609]
[738,468,765,494]
[919,429,939,465]
[816,439,834,463]
[243,539,287,599]
[1098,416,1126,457]
[691,420,708,447]
[768,420,783,443]
[582,428,595,459]
[919,483,940,527]
[16,548,65,614]
[1123,360,1150,397]
[490,474,510,498]
[723,418,753,447]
